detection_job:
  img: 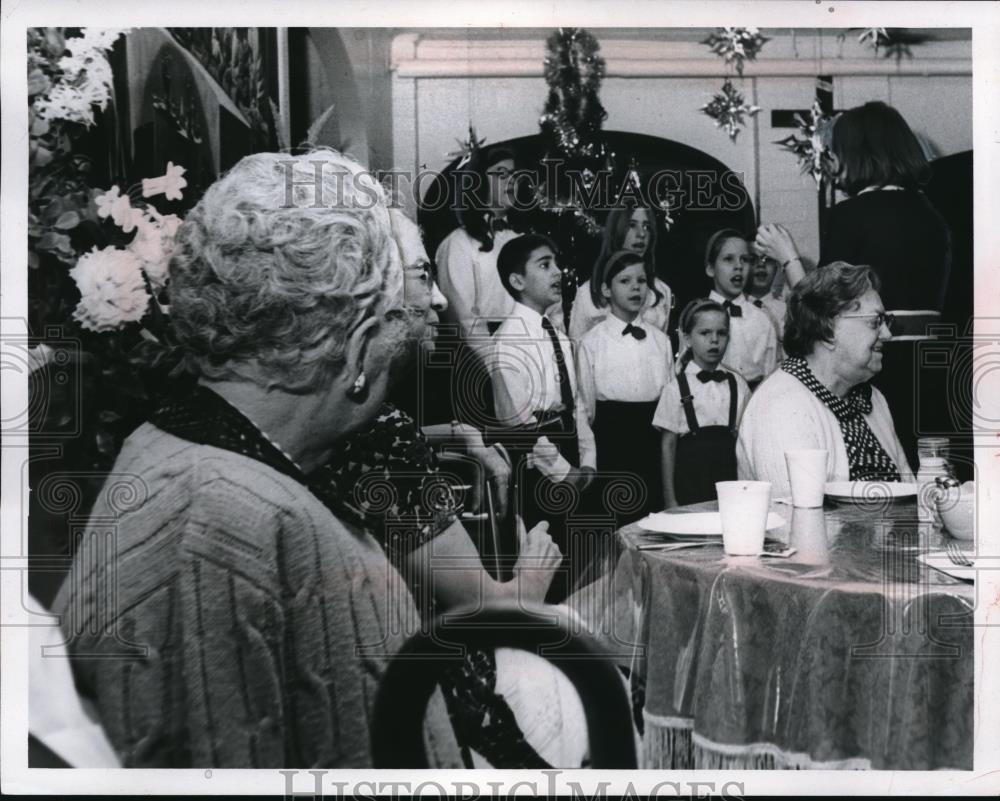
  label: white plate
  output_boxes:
[917,551,977,582]
[824,481,919,503]
[637,511,786,536]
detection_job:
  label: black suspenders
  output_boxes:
[676,369,739,436]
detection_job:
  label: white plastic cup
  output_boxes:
[789,507,830,565]
[716,481,772,555]
[785,449,829,508]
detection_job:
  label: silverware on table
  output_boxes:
[636,541,797,558]
[636,541,716,551]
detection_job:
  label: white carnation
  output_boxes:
[69,246,150,332]
[128,216,176,290]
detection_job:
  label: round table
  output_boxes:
[601,499,975,770]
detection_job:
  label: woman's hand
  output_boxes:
[513,517,562,602]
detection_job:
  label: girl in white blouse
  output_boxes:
[568,205,673,342]
[577,250,675,518]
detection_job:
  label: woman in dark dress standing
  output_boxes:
[755,101,952,470]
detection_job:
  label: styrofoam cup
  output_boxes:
[785,449,829,508]
[716,480,772,555]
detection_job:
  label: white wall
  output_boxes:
[391,29,972,266]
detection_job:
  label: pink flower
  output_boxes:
[141,162,187,201]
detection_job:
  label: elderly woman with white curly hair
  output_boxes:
[53,150,461,768]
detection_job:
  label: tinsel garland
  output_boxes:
[536,28,611,237]
[538,28,609,161]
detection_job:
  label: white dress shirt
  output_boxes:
[653,358,751,436]
[577,315,674,424]
[568,278,673,342]
[748,293,787,341]
[489,302,596,469]
[436,227,565,360]
[709,290,779,383]
[737,368,914,497]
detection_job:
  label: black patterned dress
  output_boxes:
[315,403,552,768]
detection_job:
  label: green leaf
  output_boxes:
[54,210,80,230]
[27,68,51,97]
[38,231,72,255]
[33,145,53,168]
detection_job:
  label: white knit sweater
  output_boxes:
[737,369,915,497]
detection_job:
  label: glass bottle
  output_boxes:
[916,438,951,526]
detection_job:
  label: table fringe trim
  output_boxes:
[690,732,872,771]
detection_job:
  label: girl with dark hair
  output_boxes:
[435,146,523,361]
[653,298,751,507]
[568,204,673,342]
[754,100,953,467]
[577,250,675,518]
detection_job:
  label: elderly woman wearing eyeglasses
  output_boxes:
[737,262,914,497]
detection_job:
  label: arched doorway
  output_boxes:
[417,130,757,315]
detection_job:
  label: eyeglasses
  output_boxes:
[840,311,895,330]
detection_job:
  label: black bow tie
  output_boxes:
[697,369,728,383]
[621,323,647,340]
[750,297,763,309]
[723,300,743,318]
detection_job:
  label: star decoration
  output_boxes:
[446,124,487,169]
[700,79,760,142]
[774,100,839,185]
[701,27,769,76]
[857,28,889,50]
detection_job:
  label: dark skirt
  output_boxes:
[593,399,663,519]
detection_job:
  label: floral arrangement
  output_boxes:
[70,165,186,331]
[28,27,189,480]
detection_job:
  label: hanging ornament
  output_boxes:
[700,79,760,143]
[701,27,769,77]
[774,100,838,185]
[446,124,487,169]
[657,196,677,233]
[848,27,928,63]
[856,28,889,51]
